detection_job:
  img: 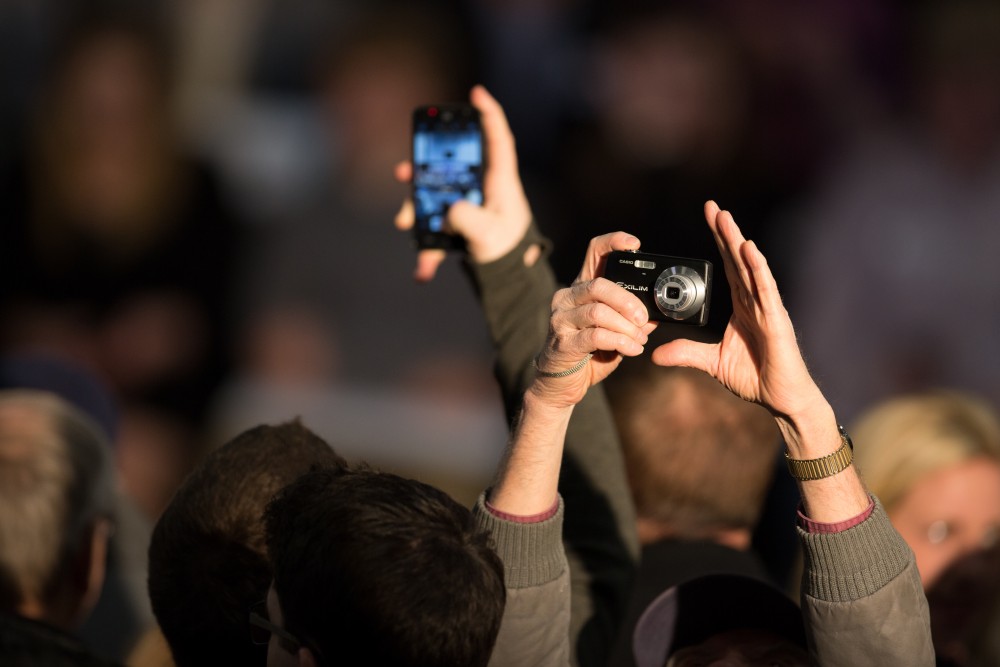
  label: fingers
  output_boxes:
[394,160,412,184]
[575,232,642,283]
[548,279,648,359]
[556,278,648,327]
[743,240,786,322]
[447,199,491,239]
[704,202,739,289]
[743,241,798,347]
[394,164,441,281]
[717,210,753,295]
[470,85,518,188]
[413,249,446,283]
[554,284,648,342]
[703,201,757,310]
[704,200,721,227]
[394,198,414,231]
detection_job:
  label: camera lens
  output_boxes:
[654,266,707,320]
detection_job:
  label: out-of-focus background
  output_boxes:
[2,0,999,546]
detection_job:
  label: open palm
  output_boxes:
[651,202,826,423]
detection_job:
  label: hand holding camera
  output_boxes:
[531,232,657,409]
[649,202,836,459]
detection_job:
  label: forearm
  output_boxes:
[777,401,871,523]
[469,227,641,666]
[489,390,573,516]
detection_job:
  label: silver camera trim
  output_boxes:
[654,265,707,320]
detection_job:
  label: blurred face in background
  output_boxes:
[889,457,1000,588]
[590,15,746,169]
[37,27,174,237]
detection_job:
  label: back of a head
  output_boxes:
[0,389,114,618]
[148,420,347,667]
[609,363,780,538]
[264,468,505,667]
[851,390,1000,511]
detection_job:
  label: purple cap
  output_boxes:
[632,573,807,667]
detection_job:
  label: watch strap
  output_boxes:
[785,425,854,481]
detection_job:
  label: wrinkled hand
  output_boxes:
[651,202,828,427]
[394,85,533,282]
[530,232,656,409]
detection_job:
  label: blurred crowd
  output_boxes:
[1,0,999,665]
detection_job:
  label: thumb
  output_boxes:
[651,339,717,375]
[447,200,521,264]
[447,199,493,238]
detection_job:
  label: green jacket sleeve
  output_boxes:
[465,226,640,667]
[798,496,935,667]
[475,494,571,667]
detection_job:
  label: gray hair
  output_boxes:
[0,389,115,609]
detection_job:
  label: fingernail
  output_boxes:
[624,234,639,245]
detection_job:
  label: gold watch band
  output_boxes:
[785,426,854,481]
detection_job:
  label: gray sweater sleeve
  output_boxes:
[798,496,935,667]
[475,494,571,667]
[465,226,639,667]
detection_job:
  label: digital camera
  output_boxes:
[603,250,713,325]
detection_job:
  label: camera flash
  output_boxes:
[635,260,657,270]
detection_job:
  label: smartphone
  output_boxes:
[411,104,484,250]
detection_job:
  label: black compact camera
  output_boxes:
[603,250,713,325]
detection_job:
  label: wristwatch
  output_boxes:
[785,424,854,481]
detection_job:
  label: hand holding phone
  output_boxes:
[394,86,533,281]
[411,104,484,250]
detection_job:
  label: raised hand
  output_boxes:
[490,231,653,516]
[394,85,533,282]
[650,202,831,450]
[530,232,656,409]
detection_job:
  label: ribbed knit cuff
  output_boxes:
[473,492,567,590]
[797,495,914,603]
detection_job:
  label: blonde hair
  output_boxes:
[0,390,114,609]
[851,390,1000,511]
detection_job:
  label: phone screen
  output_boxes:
[412,105,483,250]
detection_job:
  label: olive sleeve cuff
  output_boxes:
[797,495,914,603]
[473,492,567,590]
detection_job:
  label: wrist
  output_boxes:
[775,400,839,459]
[524,382,580,415]
[467,215,532,265]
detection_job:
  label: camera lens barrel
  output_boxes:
[654,266,707,320]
